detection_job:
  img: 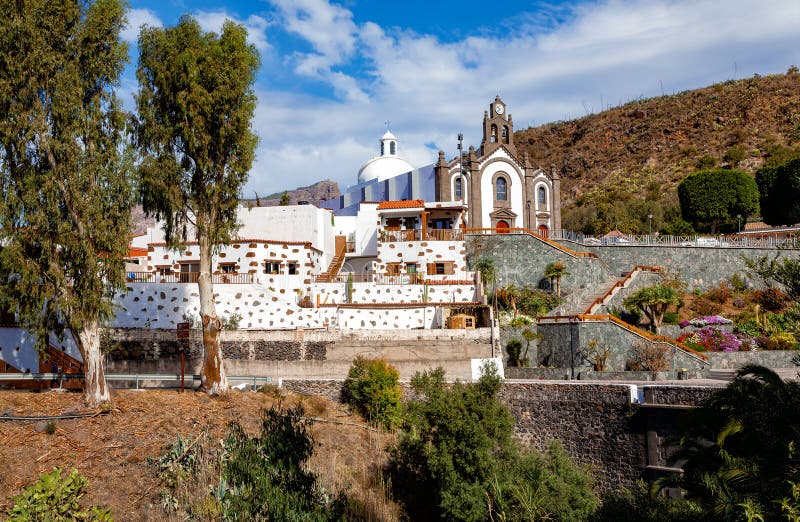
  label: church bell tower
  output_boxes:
[481,95,516,157]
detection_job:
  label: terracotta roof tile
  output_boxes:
[376,199,425,210]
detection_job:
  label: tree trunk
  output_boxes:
[198,232,228,395]
[77,320,110,406]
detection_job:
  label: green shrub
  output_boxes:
[662,311,679,325]
[5,467,113,521]
[695,155,717,170]
[220,405,346,520]
[723,145,747,164]
[344,357,403,430]
[506,339,523,367]
[591,481,702,521]
[730,273,748,292]
[389,365,597,521]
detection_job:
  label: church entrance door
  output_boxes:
[537,224,549,238]
[496,220,510,234]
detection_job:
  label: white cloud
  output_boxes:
[269,0,358,77]
[194,11,271,52]
[231,0,800,196]
[122,8,162,43]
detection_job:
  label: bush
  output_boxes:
[704,282,731,304]
[5,467,112,521]
[695,155,717,170]
[662,312,678,325]
[690,296,723,317]
[389,366,597,521]
[221,406,346,520]
[506,339,523,367]
[723,145,747,164]
[591,481,702,522]
[344,357,403,430]
[627,340,670,371]
[730,273,748,292]
[753,286,789,312]
[758,332,797,350]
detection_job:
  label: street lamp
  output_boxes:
[737,214,742,234]
[648,213,653,238]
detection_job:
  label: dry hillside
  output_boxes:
[517,69,800,213]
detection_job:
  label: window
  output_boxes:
[264,261,281,274]
[179,262,200,283]
[502,126,509,143]
[435,263,445,275]
[386,263,402,276]
[288,262,298,275]
[454,177,462,198]
[219,263,236,274]
[381,141,385,155]
[406,263,417,274]
[538,186,547,207]
[156,266,172,275]
[390,141,396,155]
[490,124,498,143]
[431,218,452,229]
[496,177,508,201]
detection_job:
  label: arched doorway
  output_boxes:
[496,220,510,234]
[537,224,549,238]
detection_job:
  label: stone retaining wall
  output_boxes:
[704,350,799,369]
[281,378,720,490]
[564,243,800,290]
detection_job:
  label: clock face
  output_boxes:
[495,104,504,115]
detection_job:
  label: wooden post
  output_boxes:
[177,322,191,392]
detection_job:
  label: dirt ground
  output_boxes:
[0,388,399,521]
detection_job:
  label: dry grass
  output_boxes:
[0,388,400,520]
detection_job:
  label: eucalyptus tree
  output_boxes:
[0,0,132,405]
[135,16,259,394]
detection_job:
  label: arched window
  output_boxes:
[490,124,498,143]
[496,177,507,201]
[381,141,385,156]
[390,141,396,155]
[502,126,509,144]
[454,177,462,198]
[538,186,547,207]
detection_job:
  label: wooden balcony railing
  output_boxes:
[126,272,256,284]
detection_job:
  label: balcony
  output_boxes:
[379,228,463,242]
[126,272,256,284]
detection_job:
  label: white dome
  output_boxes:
[358,155,415,184]
[357,128,414,184]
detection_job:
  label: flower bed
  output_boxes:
[677,326,756,352]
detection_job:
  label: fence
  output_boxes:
[314,273,474,285]
[0,372,274,390]
[126,272,257,284]
[379,229,463,242]
[559,232,798,249]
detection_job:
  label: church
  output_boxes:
[322,96,561,236]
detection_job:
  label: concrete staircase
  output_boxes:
[566,276,622,315]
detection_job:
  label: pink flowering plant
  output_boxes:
[678,327,756,352]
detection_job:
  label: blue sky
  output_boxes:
[121,0,800,197]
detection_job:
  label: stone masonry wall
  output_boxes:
[281,379,719,490]
[567,243,800,291]
[466,234,609,297]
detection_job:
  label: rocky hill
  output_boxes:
[516,69,800,232]
[245,179,341,208]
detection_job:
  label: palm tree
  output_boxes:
[544,261,569,297]
[659,365,800,521]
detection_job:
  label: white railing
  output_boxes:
[559,233,798,249]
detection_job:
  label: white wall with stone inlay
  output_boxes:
[112,283,455,331]
[376,239,471,282]
[311,282,477,305]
